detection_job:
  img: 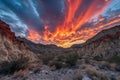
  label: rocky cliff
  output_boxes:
[71,25,120,59]
[0,20,37,63]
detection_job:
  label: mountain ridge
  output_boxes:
[71,25,120,59]
[72,26,120,47]
[0,19,120,61]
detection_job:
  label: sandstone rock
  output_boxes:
[0,20,38,63]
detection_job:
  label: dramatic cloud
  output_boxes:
[0,0,120,48]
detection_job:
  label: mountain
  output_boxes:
[1,18,119,63]
[0,20,37,63]
[71,25,120,59]
[18,24,120,59]
[18,37,64,54]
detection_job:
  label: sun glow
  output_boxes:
[27,0,120,48]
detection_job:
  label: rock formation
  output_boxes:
[71,25,120,59]
[0,20,37,63]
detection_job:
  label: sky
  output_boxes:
[0,0,120,48]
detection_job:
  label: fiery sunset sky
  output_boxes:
[0,0,120,48]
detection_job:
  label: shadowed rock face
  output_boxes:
[71,25,120,59]
[17,37,63,54]
[0,20,37,63]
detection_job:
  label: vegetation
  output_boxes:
[93,55,120,64]
[14,69,29,79]
[49,61,63,69]
[74,71,83,80]
[65,54,78,67]
[107,55,120,64]
[0,57,29,75]
[41,54,79,70]
[41,55,54,65]
[93,56,103,61]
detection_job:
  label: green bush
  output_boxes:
[49,61,63,69]
[93,56,102,61]
[42,55,54,65]
[41,54,79,69]
[0,57,29,75]
[107,56,120,64]
[65,54,78,67]
[57,55,65,61]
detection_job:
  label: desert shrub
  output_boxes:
[93,56,102,61]
[99,61,110,70]
[85,65,111,80]
[107,56,120,64]
[0,57,29,75]
[74,70,83,80]
[49,61,63,69]
[42,55,54,65]
[65,54,78,67]
[85,66,97,77]
[13,69,29,79]
[50,65,56,71]
[57,55,66,61]
[110,63,117,71]
[79,64,88,69]
[42,54,79,69]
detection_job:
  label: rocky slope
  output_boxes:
[0,20,37,63]
[71,25,120,59]
[18,25,120,59]
[18,37,64,54]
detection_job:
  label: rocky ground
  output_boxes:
[0,59,120,80]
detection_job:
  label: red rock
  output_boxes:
[0,20,37,63]
[0,20,16,41]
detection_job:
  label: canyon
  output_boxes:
[0,20,120,80]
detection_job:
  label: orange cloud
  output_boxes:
[27,0,119,48]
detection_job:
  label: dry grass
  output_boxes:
[79,64,88,69]
[74,70,83,80]
[85,66,111,80]
[85,65,106,79]
[110,63,117,71]
[50,65,56,71]
[14,69,29,79]
[99,61,110,70]
[85,66,97,76]
[27,61,43,74]
[76,59,85,65]
[99,61,108,66]
[79,63,99,70]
